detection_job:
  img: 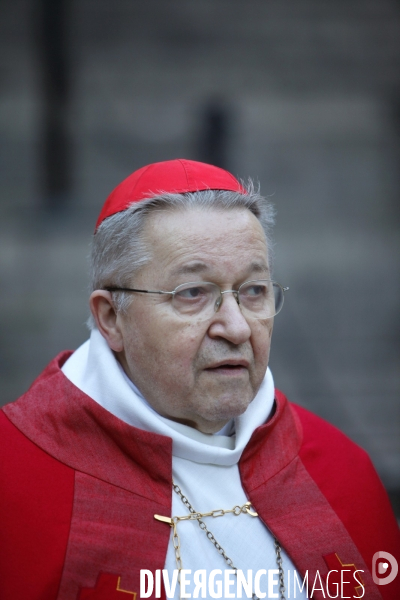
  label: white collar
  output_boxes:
[62,328,275,466]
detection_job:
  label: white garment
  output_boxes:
[62,329,306,599]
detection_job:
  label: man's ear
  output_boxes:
[89,290,124,352]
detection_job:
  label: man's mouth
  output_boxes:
[204,360,249,374]
[210,364,244,369]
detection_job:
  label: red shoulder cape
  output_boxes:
[1,353,399,599]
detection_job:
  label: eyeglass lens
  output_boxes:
[172,280,283,320]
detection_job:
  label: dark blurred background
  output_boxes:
[0,0,399,513]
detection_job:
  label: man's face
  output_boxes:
[115,207,273,433]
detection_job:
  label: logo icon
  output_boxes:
[372,551,398,586]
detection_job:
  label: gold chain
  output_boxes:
[274,537,286,600]
[154,483,286,600]
[171,520,182,590]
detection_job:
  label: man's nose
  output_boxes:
[214,289,239,312]
[207,292,252,344]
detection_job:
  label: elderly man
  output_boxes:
[0,159,399,600]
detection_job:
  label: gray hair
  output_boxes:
[88,180,275,328]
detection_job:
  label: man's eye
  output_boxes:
[176,287,208,300]
[243,284,267,297]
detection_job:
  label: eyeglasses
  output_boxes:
[104,279,289,321]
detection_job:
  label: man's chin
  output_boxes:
[194,396,254,433]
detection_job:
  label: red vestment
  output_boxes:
[0,352,399,600]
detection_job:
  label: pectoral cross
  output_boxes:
[78,573,137,599]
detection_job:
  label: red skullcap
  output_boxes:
[95,158,246,231]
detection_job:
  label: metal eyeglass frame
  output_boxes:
[104,279,289,319]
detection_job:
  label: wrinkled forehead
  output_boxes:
[141,206,269,279]
[144,204,266,240]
